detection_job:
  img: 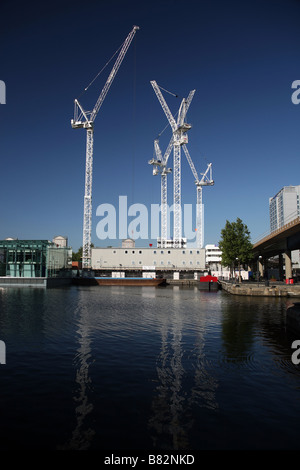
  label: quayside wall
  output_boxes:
[220,281,300,297]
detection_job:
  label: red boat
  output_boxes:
[198,275,220,291]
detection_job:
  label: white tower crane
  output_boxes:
[182,145,214,248]
[150,81,195,248]
[71,26,139,269]
[148,138,172,246]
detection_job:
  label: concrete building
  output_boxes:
[269,186,300,276]
[269,185,300,232]
[53,235,68,248]
[91,247,205,273]
[122,238,135,248]
[205,244,222,271]
[205,244,249,280]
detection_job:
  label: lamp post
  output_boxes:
[257,256,262,285]
[236,257,241,282]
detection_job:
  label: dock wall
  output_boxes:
[220,281,300,297]
[0,277,72,288]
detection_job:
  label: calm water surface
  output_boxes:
[0,284,299,450]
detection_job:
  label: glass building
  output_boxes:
[0,239,72,278]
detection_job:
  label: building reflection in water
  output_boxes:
[148,289,218,449]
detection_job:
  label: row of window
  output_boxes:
[113,250,201,255]
[123,260,202,266]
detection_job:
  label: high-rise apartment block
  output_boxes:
[269,185,300,232]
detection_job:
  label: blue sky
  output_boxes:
[1,0,300,251]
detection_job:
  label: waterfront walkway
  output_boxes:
[220,280,300,297]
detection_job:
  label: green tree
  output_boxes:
[219,218,253,280]
[72,244,94,261]
[72,246,82,262]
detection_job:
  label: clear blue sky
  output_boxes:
[1,0,300,251]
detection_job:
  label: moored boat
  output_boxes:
[95,277,166,286]
[198,275,220,291]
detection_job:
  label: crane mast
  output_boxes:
[150,81,194,248]
[149,138,172,247]
[182,144,214,248]
[72,26,139,269]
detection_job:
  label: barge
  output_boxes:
[73,276,166,286]
[95,277,166,286]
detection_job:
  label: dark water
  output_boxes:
[0,284,299,451]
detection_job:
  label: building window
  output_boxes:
[125,250,128,254]
[139,250,142,254]
[182,250,185,254]
[161,250,164,254]
[153,250,157,254]
[168,251,171,254]
[132,250,135,254]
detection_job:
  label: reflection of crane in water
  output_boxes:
[149,289,218,449]
[62,299,95,450]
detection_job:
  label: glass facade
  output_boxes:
[0,240,72,278]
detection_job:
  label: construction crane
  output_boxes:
[150,81,195,247]
[182,144,214,248]
[71,25,139,269]
[148,138,172,247]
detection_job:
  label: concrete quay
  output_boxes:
[219,280,300,298]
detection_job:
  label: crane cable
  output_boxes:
[155,84,180,139]
[77,41,124,99]
[158,84,179,98]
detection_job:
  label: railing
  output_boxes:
[252,210,300,246]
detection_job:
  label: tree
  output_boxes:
[219,218,253,280]
[72,244,94,261]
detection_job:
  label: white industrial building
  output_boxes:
[205,244,222,271]
[205,244,249,280]
[91,246,206,271]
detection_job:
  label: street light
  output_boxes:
[257,256,262,285]
[236,257,241,282]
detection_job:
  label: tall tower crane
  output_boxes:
[71,26,139,269]
[148,138,172,247]
[182,145,214,248]
[150,81,195,248]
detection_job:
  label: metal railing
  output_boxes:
[252,210,300,246]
